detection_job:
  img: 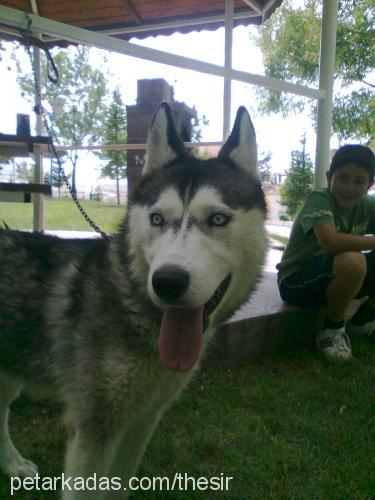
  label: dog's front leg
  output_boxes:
[0,371,38,478]
[104,407,165,499]
[61,428,121,500]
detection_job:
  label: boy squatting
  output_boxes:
[277,144,375,362]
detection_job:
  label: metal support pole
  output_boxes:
[314,0,338,189]
[32,44,45,231]
[223,0,234,140]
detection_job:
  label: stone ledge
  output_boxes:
[204,270,365,367]
[204,272,324,366]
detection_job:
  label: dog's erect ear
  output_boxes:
[218,107,259,181]
[143,102,187,175]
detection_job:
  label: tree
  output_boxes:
[280,134,314,219]
[253,0,374,143]
[0,155,10,177]
[15,45,108,196]
[48,157,71,198]
[15,160,34,182]
[190,113,210,159]
[258,152,272,183]
[0,41,5,64]
[95,88,127,205]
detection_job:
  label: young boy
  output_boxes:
[277,144,375,361]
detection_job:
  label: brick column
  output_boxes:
[126,78,196,199]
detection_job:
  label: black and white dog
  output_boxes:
[0,103,267,498]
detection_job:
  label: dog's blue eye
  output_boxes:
[150,213,164,227]
[207,213,231,227]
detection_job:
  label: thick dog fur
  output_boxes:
[0,103,267,498]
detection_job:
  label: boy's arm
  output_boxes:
[314,223,375,253]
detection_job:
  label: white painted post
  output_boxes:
[32,45,45,232]
[314,0,338,189]
[223,0,234,140]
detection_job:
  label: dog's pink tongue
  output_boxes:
[159,306,203,373]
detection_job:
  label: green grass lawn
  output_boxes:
[0,198,125,233]
[0,199,373,498]
[0,338,373,499]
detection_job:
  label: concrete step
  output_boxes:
[204,271,363,367]
[205,272,324,366]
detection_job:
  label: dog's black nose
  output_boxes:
[152,265,190,301]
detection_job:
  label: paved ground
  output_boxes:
[266,222,292,238]
[265,222,291,274]
[46,224,290,273]
[46,222,289,275]
[263,247,283,274]
[47,223,291,239]
[45,230,101,238]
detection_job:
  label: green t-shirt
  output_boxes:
[277,188,375,285]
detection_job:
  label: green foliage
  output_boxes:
[191,113,208,143]
[15,45,108,195]
[91,185,103,202]
[279,213,291,222]
[95,88,127,205]
[0,40,5,63]
[334,88,375,142]
[48,157,71,197]
[253,0,375,142]
[15,160,34,183]
[258,151,272,183]
[0,155,10,173]
[190,113,209,158]
[280,135,314,219]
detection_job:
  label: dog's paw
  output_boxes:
[0,449,38,478]
[6,458,38,478]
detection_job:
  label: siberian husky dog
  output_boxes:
[0,103,267,498]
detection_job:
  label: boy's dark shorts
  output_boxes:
[279,251,375,308]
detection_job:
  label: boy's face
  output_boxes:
[326,163,372,211]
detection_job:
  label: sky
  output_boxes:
[0,24,325,188]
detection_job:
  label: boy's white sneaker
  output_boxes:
[346,319,375,338]
[316,328,352,362]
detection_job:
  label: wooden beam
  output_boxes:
[242,0,263,14]
[125,0,143,25]
[0,133,51,145]
[0,133,51,157]
[0,192,33,203]
[30,0,39,15]
[0,182,52,195]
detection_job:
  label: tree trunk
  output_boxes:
[116,167,120,205]
[71,166,76,196]
[71,154,78,197]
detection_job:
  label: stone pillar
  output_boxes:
[126,78,197,199]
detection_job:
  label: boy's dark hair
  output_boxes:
[329,144,375,184]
